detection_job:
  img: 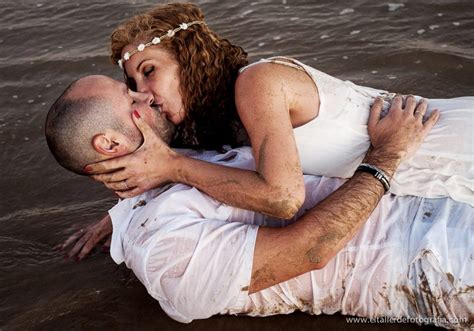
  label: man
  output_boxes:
[45,76,472,328]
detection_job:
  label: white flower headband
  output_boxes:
[117,20,206,69]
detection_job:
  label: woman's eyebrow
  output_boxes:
[136,59,147,71]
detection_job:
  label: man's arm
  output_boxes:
[249,149,395,293]
[249,95,439,293]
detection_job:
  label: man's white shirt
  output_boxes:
[108,147,473,328]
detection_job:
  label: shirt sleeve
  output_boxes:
[143,212,258,323]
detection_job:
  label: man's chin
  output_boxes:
[155,121,176,145]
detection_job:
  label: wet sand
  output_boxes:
[1,0,473,329]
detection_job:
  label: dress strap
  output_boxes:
[239,56,305,74]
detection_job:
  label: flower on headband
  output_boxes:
[117,21,205,69]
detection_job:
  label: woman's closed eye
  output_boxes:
[143,65,155,78]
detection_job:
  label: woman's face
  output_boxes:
[122,44,186,126]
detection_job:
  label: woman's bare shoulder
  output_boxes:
[234,63,289,113]
[235,60,319,126]
[236,62,281,87]
[236,60,313,92]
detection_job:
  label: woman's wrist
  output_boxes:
[167,151,186,183]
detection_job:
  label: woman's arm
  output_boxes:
[171,63,311,219]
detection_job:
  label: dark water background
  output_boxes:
[1,0,473,329]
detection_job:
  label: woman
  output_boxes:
[86,3,473,213]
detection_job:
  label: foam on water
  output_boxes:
[387,3,404,12]
[339,8,354,15]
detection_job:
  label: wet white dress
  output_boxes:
[240,57,474,206]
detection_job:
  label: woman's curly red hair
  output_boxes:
[110,3,249,149]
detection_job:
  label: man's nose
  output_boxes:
[130,90,154,106]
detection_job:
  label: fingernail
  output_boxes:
[133,110,141,119]
[84,165,92,173]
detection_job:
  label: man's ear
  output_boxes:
[92,133,123,156]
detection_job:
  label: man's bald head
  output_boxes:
[45,76,142,174]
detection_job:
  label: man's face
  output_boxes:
[74,75,176,153]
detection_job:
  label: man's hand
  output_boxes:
[85,110,178,199]
[368,95,439,167]
[55,214,113,261]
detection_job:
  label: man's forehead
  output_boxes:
[69,75,120,99]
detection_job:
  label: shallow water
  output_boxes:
[1,0,473,329]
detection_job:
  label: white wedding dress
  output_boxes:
[240,57,474,206]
